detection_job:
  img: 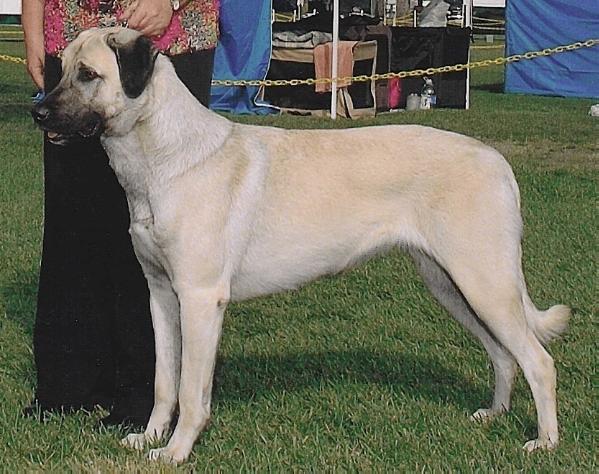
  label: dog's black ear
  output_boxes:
[107,33,159,99]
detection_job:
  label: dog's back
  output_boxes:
[222,124,514,301]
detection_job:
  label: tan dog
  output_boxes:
[33,27,570,464]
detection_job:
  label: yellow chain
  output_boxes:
[1,39,597,87]
[0,53,26,65]
[211,38,599,87]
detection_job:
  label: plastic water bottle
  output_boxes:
[420,77,437,109]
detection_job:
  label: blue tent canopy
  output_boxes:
[210,0,275,114]
[505,0,599,99]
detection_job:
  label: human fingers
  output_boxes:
[120,0,138,21]
[138,19,168,37]
[131,0,172,36]
[27,54,45,89]
[126,6,148,30]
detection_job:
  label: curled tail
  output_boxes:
[523,295,571,345]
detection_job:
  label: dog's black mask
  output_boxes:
[31,89,104,145]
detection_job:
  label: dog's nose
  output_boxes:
[32,104,50,123]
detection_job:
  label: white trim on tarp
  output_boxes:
[0,0,21,15]
[473,0,505,7]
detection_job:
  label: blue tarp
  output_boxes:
[505,0,599,99]
[210,0,275,114]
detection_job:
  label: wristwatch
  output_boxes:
[170,0,180,11]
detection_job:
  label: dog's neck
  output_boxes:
[101,56,233,222]
[135,56,233,181]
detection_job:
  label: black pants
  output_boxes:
[32,48,215,424]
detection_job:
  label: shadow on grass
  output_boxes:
[471,82,504,93]
[215,349,489,412]
[0,82,31,95]
[1,270,38,336]
[2,271,490,416]
[0,104,33,123]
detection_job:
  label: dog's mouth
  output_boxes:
[44,120,103,145]
[46,131,72,145]
[78,119,103,138]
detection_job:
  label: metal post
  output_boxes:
[464,0,472,110]
[330,0,339,119]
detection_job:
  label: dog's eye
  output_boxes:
[78,67,100,82]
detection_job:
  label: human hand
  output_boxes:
[22,0,45,89]
[121,0,174,37]
[25,40,45,89]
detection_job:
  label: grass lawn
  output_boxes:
[1,40,597,471]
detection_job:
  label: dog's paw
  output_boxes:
[523,438,558,452]
[148,446,188,464]
[121,433,147,450]
[469,408,501,422]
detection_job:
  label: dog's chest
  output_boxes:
[129,218,171,277]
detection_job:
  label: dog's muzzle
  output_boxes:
[32,102,104,145]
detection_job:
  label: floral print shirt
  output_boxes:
[44,0,219,56]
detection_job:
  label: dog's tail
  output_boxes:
[522,294,571,345]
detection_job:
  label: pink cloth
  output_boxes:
[388,77,402,109]
[314,41,357,93]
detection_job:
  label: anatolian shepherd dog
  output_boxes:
[33,27,570,464]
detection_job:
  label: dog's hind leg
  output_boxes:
[432,236,568,451]
[409,249,517,420]
[414,153,570,450]
[122,272,181,450]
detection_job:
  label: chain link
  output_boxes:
[0,53,26,65]
[1,39,597,87]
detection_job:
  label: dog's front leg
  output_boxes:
[148,283,228,464]
[121,272,181,450]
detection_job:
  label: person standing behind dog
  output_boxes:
[21,0,219,427]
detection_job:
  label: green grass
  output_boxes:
[1,41,598,471]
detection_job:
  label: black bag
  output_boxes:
[273,0,299,12]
